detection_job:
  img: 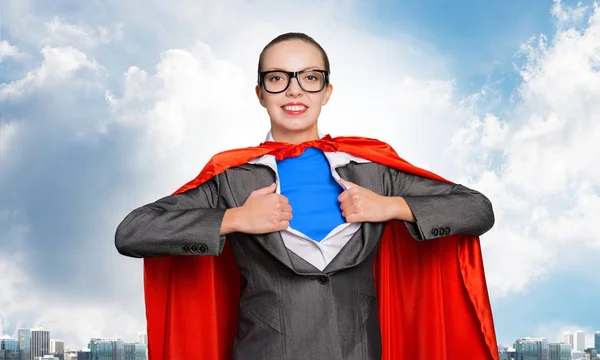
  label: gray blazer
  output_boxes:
[115,161,495,360]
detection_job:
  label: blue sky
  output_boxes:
[1,0,600,351]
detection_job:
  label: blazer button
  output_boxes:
[182,244,191,253]
[317,275,329,284]
[198,244,208,254]
[431,228,439,237]
[444,227,451,235]
[190,244,198,253]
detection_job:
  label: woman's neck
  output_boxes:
[271,127,320,144]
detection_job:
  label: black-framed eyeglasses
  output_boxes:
[258,69,329,93]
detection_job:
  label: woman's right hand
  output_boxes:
[221,183,293,235]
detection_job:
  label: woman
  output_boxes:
[115,33,497,360]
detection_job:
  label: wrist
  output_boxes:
[387,196,415,222]
[221,207,244,235]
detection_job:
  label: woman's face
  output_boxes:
[255,39,333,142]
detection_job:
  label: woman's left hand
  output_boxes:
[338,179,396,223]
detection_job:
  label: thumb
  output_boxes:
[340,178,355,187]
[252,183,277,196]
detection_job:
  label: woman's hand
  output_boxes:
[338,179,415,223]
[227,183,293,234]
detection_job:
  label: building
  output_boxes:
[584,347,597,359]
[136,333,147,346]
[33,356,58,360]
[124,343,146,360]
[1,335,20,360]
[563,332,574,349]
[31,329,50,359]
[88,338,124,360]
[548,343,570,360]
[17,329,30,360]
[48,341,63,355]
[62,352,77,360]
[0,350,20,360]
[574,330,585,352]
[595,331,600,354]
[498,345,511,360]
[0,336,19,352]
[75,351,91,360]
[514,337,550,360]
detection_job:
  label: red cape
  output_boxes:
[143,135,499,360]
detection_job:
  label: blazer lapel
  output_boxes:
[322,163,385,273]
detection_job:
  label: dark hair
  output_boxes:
[257,32,331,74]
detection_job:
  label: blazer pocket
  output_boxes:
[357,279,377,324]
[248,301,283,334]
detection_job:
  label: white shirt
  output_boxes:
[247,131,371,271]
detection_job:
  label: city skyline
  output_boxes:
[0,326,147,360]
[0,327,147,353]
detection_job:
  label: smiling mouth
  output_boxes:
[282,105,307,111]
[281,105,308,115]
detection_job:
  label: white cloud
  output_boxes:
[44,16,124,48]
[0,46,101,99]
[450,2,600,297]
[551,0,590,27]
[0,40,26,63]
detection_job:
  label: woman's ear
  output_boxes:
[321,83,333,106]
[255,85,266,108]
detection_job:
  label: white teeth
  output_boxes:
[283,105,306,111]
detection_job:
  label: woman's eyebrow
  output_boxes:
[265,66,322,71]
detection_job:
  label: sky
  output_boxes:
[1,0,600,351]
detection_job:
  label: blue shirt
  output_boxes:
[276,147,346,242]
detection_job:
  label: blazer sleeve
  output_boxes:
[389,168,495,241]
[114,173,228,258]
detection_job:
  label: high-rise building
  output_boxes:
[124,343,146,360]
[88,338,125,360]
[17,330,30,352]
[573,330,585,351]
[48,340,63,355]
[514,337,550,360]
[30,329,50,360]
[562,332,573,348]
[548,343,570,360]
[136,332,147,346]
[17,329,31,360]
[595,331,600,353]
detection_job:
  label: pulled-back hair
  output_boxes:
[257,32,331,75]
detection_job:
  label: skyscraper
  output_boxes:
[49,340,64,354]
[17,329,31,360]
[595,331,600,353]
[30,328,50,360]
[136,332,147,346]
[562,332,573,348]
[88,338,125,360]
[573,330,585,352]
[548,343,571,360]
